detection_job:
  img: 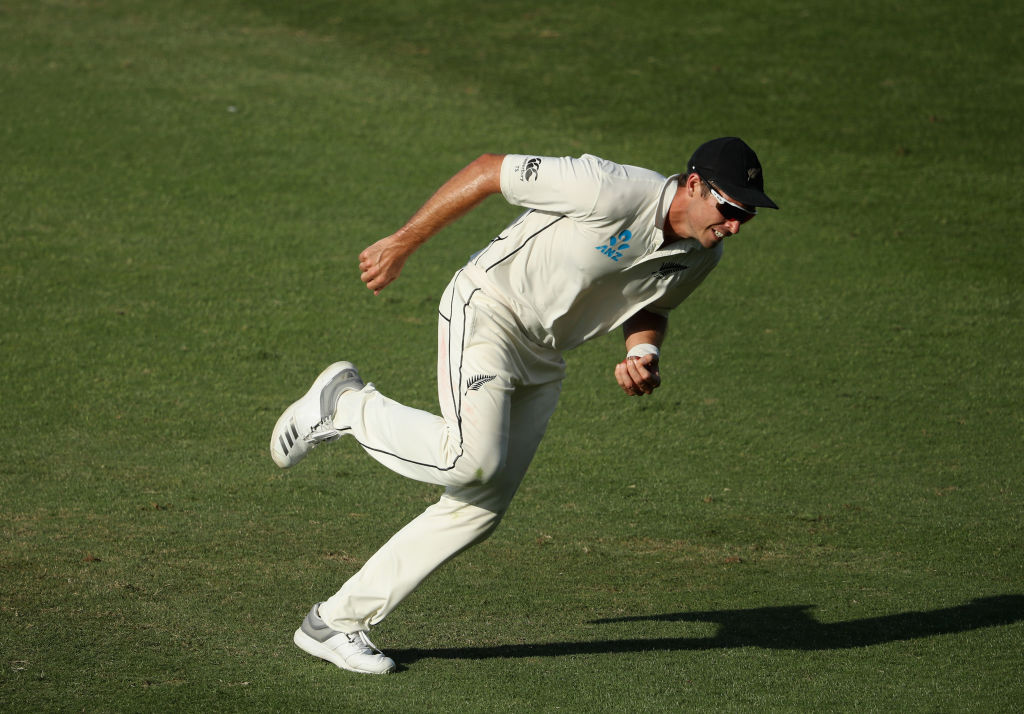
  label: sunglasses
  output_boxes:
[702,178,757,224]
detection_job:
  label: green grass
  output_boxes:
[1,0,1021,711]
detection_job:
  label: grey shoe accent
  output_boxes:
[320,366,363,419]
[300,603,335,643]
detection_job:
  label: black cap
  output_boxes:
[687,137,778,210]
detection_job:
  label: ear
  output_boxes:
[684,172,702,196]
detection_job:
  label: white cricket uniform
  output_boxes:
[320,154,722,632]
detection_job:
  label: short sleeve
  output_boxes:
[500,154,604,220]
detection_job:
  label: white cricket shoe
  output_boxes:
[293,603,396,674]
[270,362,363,468]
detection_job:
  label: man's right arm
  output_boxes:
[615,309,667,396]
[358,153,505,294]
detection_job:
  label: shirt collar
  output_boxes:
[655,174,681,238]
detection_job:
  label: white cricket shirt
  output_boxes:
[461,153,722,351]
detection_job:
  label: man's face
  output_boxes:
[670,173,756,248]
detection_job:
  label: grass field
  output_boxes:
[1,0,1021,711]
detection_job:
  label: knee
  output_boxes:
[450,450,506,487]
[467,506,504,544]
[438,496,505,544]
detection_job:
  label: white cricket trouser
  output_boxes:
[319,269,565,632]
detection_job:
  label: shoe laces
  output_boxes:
[346,630,386,656]
[305,416,341,445]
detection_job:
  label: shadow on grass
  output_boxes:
[388,595,1023,664]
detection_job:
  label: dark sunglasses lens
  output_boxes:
[718,202,752,223]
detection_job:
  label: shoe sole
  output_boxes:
[270,361,361,468]
[293,628,395,674]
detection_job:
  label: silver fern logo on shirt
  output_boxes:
[596,229,631,262]
[465,374,497,393]
[652,262,688,279]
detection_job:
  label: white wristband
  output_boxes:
[626,343,660,360]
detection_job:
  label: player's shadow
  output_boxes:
[388,595,1023,664]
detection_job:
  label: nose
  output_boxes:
[724,219,742,235]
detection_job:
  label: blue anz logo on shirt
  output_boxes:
[596,230,631,262]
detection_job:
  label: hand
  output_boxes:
[614,354,661,396]
[359,234,413,295]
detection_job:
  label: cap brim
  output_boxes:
[696,168,779,210]
[713,180,778,210]
[730,186,778,210]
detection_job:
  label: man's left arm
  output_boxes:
[615,309,667,396]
